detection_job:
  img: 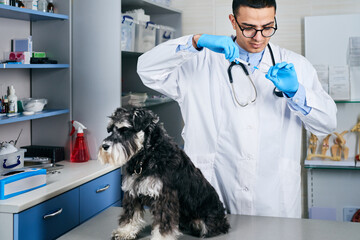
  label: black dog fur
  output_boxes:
[98,108,229,240]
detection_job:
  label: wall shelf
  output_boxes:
[0,109,69,125]
[0,4,68,21]
[305,164,360,170]
[122,0,181,14]
[335,100,360,103]
[123,97,174,108]
[1,64,69,69]
[144,97,173,107]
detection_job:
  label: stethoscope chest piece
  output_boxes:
[273,88,284,98]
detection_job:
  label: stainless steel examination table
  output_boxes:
[59,207,360,240]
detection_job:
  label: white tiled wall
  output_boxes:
[172,0,360,55]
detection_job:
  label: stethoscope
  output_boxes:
[227,42,284,107]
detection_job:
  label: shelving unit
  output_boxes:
[1,64,69,69]
[0,0,71,155]
[121,0,183,145]
[122,0,181,14]
[306,167,360,221]
[335,100,360,103]
[72,0,183,159]
[304,14,360,222]
[0,4,68,21]
[0,109,69,125]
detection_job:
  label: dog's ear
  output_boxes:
[131,108,159,132]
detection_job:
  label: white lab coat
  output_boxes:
[137,35,337,218]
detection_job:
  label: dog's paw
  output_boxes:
[111,228,137,240]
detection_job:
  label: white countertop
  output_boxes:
[0,160,120,213]
[59,207,360,240]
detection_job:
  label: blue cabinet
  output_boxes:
[12,169,121,240]
[14,188,80,240]
[79,169,121,222]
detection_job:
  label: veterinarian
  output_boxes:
[137,0,337,218]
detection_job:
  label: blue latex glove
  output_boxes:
[265,62,299,97]
[197,34,239,62]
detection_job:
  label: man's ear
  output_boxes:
[229,14,236,30]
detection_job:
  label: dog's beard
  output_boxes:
[98,131,145,166]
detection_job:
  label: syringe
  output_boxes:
[234,58,270,74]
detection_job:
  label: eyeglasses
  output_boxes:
[234,16,277,38]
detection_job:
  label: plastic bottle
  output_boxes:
[37,0,46,12]
[70,120,90,162]
[8,86,18,113]
[31,0,37,10]
[4,97,9,113]
[0,96,4,113]
[47,0,54,13]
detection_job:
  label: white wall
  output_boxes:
[172,0,360,55]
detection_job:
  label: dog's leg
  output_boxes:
[112,192,145,240]
[198,212,230,238]
[150,189,181,240]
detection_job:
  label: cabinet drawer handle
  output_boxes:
[43,208,63,219]
[96,184,110,193]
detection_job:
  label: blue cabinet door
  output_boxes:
[79,169,121,223]
[14,188,80,240]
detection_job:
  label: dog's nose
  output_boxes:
[102,143,110,151]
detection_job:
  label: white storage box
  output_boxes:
[152,0,172,6]
[156,25,175,45]
[123,9,150,22]
[0,168,46,200]
[121,15,136,52]
[135,21,157,53]
[0,149,25,173]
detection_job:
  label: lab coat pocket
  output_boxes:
[189,153,215,184]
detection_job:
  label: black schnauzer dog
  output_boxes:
[98,108,229,240]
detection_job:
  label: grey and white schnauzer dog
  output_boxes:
[98,107,229,240]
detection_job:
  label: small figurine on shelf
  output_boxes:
[331,131,349,161]
[308,133,318,155]
[321,134,331,158]
[351,120,360,161]
[306,132,346,161]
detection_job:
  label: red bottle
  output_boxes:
[70,121,90,162]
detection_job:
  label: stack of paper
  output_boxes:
[349,37,360,67]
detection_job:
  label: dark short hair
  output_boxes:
[232,0,277,16]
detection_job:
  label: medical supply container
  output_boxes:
[135,21,156,53]
[123,9,150,22]
[121,15,136,52]
[8,85,18,113]
[0,149,26,173]
[151,0,172,6]
[156,25,175,45]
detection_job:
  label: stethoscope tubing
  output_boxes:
[228,43,284,107]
